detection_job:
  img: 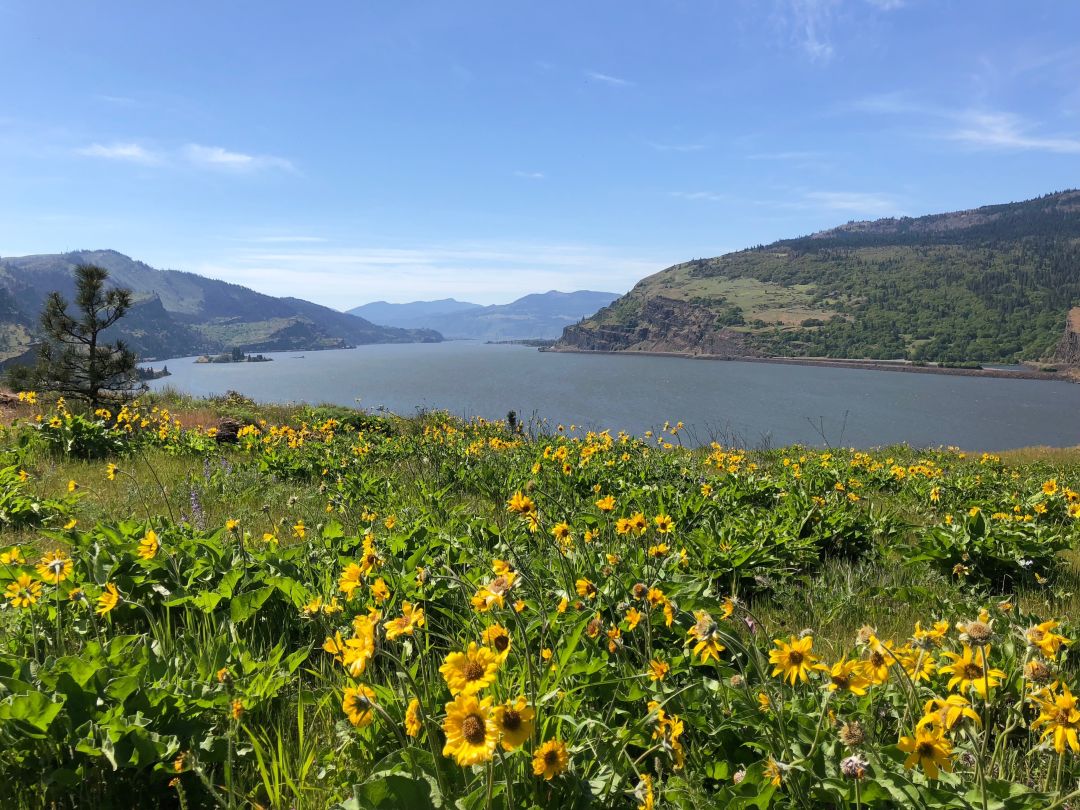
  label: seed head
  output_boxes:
[840,754,869,780]
[855,625,876,645]
[838,720,866,747]
[1025,659,1052,684]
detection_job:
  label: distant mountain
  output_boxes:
[351,290,621,341]
[556,190,1080,364]
[348,298,483,328]
[0,250,441,364]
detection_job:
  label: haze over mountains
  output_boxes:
[348,290,619,341]
[0,250,440,364]
[556,190,1080,365]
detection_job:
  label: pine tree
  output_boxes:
[9,264,139,406]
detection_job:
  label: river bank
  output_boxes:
[542,346,1076,383]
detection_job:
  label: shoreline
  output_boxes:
[543,347,1075,383]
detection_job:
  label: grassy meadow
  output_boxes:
[1,390,1079,809]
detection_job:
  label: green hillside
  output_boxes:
[558,189,1080,363]
[0,250,442,363]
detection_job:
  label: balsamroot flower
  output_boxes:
[342,685,377,728]
[938,645,1005,698]
[897,726,953,779]
[1031,684,1080,754]
[440,644,501,696]
[532,739,569,780]
[492,697,534,750]
[96,583,120,615]
[769,635,819,685]
[443,694,498,766]
[36,551,73,584]
[5,575,42,609]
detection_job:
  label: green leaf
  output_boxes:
[217,568,244,598]
[0,691,65,734]
[230,585,275,623]
[192,590,224,613]
[353,774,439,810]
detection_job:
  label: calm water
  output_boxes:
[150,343,1080,450]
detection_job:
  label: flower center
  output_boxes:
[493,635,509,652]
[464,661,486,681]
[462,714,486,745]
[962,662,983,680]
[869,651,885,667]
[501,710,521,731]
[915,741,936,758]
[788,651,803,666]
[544,749,560,765]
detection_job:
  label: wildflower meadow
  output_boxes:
[1,391,1078,809]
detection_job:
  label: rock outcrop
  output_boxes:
[1052,307,1080,365]
[556,296,762,357]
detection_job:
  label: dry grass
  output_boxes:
[997,445,1080,465]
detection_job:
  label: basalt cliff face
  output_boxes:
[1053,307,1080,366]
[555,296,762,357]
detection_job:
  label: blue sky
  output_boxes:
[2,1,1079,307]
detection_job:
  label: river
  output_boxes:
[149,342,1080,450]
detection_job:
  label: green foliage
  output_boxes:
[576,190,1080,363]
[10,265,140,406]
[0,398,1078,808]
[31,409,131,460]
[0,461,77,529]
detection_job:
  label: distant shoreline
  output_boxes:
[543,347,1074,383]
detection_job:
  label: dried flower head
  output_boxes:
[1025,658,1053,685]
[855,625,876,645]
[840,754,869,780]
[956,612,995,646]
[839,720,866,747]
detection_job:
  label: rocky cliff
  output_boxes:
[556,296,762,357]
[1053,307,1080,365]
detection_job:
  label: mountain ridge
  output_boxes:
[555,189,1080,365]
[350,289,620,341]
[347,298,483,328]
[0,250,441,364]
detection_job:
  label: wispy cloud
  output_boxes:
[92,94,137,106]
[514,170,546,180]
[747,150,826,160]
[854,94,1080,155]
[774,0,904,62]
[646,140,706,153]
[948,111,1080,154]
[776,0,838,62]
[242,235,327,244]
[801,190,899,214]
[75,141,295,172]
[669,191,727,202]
[585,70,632,87]
[76,142,163,165]
[182,144,295,172]
[191,241,666,307]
